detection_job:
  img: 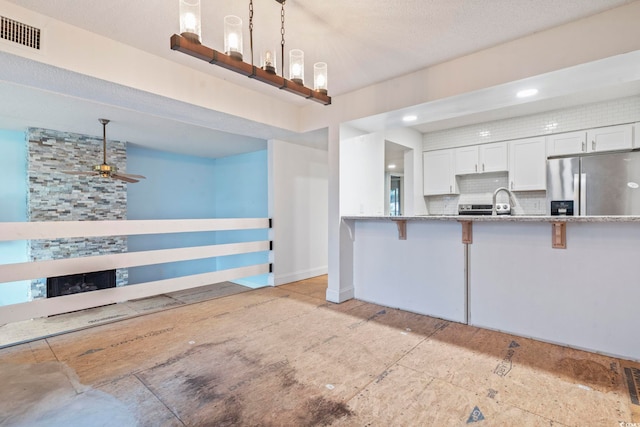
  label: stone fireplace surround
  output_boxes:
[28,128,128,299]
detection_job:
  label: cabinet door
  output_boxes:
[480,142,508,173]
[588,124,633,152]
[423,150,456,195]
[455,146,478,175]
[509,137,546,191]
[546,131,586,156]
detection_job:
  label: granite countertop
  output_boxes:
[342,215,640,223]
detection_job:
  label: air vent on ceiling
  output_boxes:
[1,15,41,50]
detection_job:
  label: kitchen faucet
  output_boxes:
[492,187,516,215]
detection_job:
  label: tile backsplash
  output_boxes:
[427,172,546,215]
[423,95,640,151]
[423,95,640,215]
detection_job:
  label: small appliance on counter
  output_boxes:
[550,200,574,216]
[458,203,511,215]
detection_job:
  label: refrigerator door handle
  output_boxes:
[580,173,587,216]
[573,173,580,214]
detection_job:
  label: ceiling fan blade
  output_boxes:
[62,170,99,176]
[112,173,139,183]
[117,173,146,179]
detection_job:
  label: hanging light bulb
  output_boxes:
[314,62,328,94]
[262,49,277,74]
[179,0,201,44]
[224,15,243,60]
[289,49,304,85]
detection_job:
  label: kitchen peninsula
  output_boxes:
[342,214,640,361]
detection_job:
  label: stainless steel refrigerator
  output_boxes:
[546,150,640,216]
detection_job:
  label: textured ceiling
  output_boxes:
[0,0,637,157]
[6,0,635,97]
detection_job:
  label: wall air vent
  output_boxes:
[1,15,41,50]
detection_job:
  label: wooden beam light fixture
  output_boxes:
[173,0,331,105]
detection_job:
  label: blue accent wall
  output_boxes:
[214,150,269,287]
[127,145,218,283]
[127,146,269,287]
[0,130,30,305]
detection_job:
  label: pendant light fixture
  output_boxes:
[178,0,201,44]
[172,0,331,105]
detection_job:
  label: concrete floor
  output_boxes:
[0,275,639,426]
[0,281,251,347]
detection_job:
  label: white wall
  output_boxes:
[385,127,427,216]
[268,140,329,285]
[0,0,301,134]
[301,1,640,132]
[339,133,385,216]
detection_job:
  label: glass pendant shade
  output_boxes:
[313,62,328,94]
[289,49,304,85]
[179,0,201,44]
[261,49,277,74]
[224,15,243,60]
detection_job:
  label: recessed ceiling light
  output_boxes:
[516,88,538,98]
[402,115,417,122]
[388,164,396,169]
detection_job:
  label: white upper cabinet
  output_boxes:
[454,142,507,175]
[481,142,508,173]
[546,124,634,157]
[587,124,633,153]
[546,131,586,156]
[423,149,457,196]
[454,146,478,175]
[509,137,546,191]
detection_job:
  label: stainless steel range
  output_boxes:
[458,203,512,215]
[458,204,493,215]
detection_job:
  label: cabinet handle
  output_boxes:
[510,181,514,190]
[582,141,585,151]
[482,163,485,172]
[475,164,477,172]
[450,185,452,193]
[592,140,596,151]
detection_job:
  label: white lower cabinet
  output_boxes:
[423,149,457,195]
[508,137,546,191]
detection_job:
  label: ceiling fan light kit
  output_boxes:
[173,0,331,105]
[62,119,146,184]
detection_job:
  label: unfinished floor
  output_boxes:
[1,275,639,426]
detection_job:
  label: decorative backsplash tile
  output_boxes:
[423,95,640,150]
[426,173,546,215]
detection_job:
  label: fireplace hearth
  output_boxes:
[47,269,116,298]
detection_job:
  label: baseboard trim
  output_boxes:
[326,286,354,303]
[274,266,327,286]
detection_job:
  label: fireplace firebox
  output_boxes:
[47,269,116,298]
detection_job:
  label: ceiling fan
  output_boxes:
[63,119,146,183]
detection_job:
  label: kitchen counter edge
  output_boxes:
[341,215,640,223]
